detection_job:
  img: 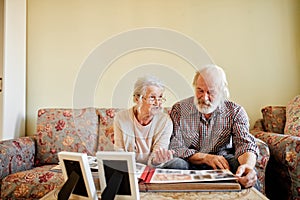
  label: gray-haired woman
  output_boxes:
[114,75,174,167]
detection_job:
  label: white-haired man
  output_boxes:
[168,65,259,189]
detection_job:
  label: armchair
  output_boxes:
[251,104,300,200]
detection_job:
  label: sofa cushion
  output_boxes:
[1,165,64,199]
[284,95,300,137]
[96,108,123,151]
[261,106,286,133]
[35,108,99,165]
[0,137,35,179]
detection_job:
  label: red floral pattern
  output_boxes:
[261,106,286,133]
[35,108,99,165]
[96,108,122,151]
[284,95,300,137]
[1,165,64,199]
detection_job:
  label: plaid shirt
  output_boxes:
[169,97,259,159]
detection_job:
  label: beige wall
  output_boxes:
[27,0,300,135]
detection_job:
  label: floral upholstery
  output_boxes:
[96,108,123,151]
[261,106,286,133]
[1,165,64,199]
[284,95,300,137]
[254,139,270,194]
[35,108,99,165]
[0,107,270,199]
[0,137,35,180]
[251,104,300,200]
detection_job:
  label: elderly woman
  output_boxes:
[114,75,173,167]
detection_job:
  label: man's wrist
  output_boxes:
[187,152,207,163]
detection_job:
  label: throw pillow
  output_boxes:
[284,95,300,137]
[96,108,122,151]
[35,108,99,165]
[261,106,286,133]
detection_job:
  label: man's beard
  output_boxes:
[194,95,223,114]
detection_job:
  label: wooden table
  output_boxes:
[41,187,268,200]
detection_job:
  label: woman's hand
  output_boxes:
[152,147,174,165]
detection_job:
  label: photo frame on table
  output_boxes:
[96,151,140,200]
[58,152,97,200]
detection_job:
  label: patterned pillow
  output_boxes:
[34,108,99,165]
[96,108,123,151]
[284,95,300,137]
[261,106,286,133]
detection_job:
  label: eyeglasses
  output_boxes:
[142,96,166,104]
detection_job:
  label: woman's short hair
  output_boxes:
[192,64,230,99]
[133,75,165,100]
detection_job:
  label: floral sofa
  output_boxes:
[251,95,300,200]
[0,107,270,199]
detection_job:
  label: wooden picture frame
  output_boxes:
[96,151,140,200]
[58,151,97,200]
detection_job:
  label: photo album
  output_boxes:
[136,163,241,192]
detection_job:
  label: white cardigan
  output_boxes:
[113,108,173,166]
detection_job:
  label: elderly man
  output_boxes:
[168,64,259,189]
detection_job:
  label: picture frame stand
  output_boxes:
[101,171,124,200]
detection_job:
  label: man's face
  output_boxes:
[194,75,222,114]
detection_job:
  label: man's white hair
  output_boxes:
[193,64,230,100]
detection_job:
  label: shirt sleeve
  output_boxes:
[169,103,197,159]
[232,106,259,158]
[147,114,173,167]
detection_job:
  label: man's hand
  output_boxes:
[188,153,230,170]
[235,164,257,188]
[152,148,174,165]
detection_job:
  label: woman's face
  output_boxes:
[139,85,165,115]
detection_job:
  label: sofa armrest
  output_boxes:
[0,137,35,179]
[251,130,300,199]
[254,137,270,194]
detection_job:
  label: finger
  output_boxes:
[162,150,172,162]
[238,170,257,188]
[162,149,172,162]
[157,150,164,162]
[156,149,164,161]
[210,162,217,169]
[168,150,173,160]
[214,157,229,169]
[238,176,255,188]
[235,165,245,177]
[219,158,230,170]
